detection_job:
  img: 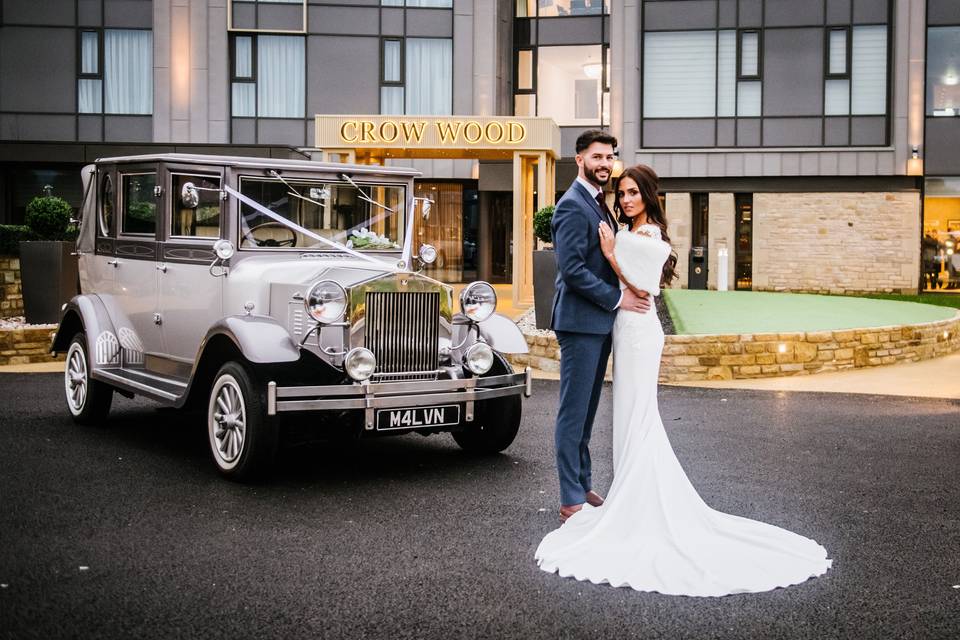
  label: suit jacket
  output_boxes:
[549,180,621,335]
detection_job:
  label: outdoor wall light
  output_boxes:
[908,146,923,176]
[582,63,602,79]
[778,343,788,354]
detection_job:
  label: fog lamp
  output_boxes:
[344,347,376,381]
[463,342,494,375]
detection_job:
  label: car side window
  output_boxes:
[171,174,221,239]
[121,173,157,236]
[99,173,113,237]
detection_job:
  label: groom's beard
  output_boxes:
[584,165,610,187]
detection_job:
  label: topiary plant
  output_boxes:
[25,196,76,241]
[533,205,555,245]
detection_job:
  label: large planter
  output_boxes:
[533,249,557,330]
[19,241,79,324]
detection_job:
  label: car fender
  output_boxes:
[452,312,529,354]
[202,315,300,364]
[51,295,122,368]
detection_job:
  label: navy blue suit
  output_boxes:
[550,180,620,506]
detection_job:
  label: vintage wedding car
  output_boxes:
[53,154,532,479]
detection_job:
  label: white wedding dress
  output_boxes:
[535,225,832,597]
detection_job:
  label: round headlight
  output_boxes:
[459,281,497,323]
[305,280,347,324]
[344,347,376,381]
[463,342,494,375]
[418,244,438,265]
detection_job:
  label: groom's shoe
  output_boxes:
[585,491,605,507]
[559,503,584,523]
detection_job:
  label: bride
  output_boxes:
[534,164,832,597]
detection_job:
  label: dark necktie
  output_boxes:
[595,192,616,228]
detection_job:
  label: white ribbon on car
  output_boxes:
[223,185,402,270]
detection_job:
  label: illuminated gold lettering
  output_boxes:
[463,121,483,144]
[379,121,399,143]
[360,121,377,143]
[507,121,526,144]
[340,121,358,143]
[400,120,426,143]
[436,121,463,144]
[484,121,505,143]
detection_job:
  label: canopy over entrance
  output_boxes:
[314,115,562,307]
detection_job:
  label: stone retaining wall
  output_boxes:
[0,256,23,318]
[509,312,960,383]
[0,326,62,366]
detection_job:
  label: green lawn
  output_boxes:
[662,290,958,335]
[852,292,960,310]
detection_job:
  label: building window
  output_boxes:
[926,26,960,117]
[515,0,607,17]
[823,26,886,116]
[231,35,304,118]
[382,0,453,7]
[121,173,158,236]
[380,38,452,115]
[519,45,607,126]
[77,29,152,115]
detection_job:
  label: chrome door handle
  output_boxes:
[156,263,167,273]
[107,259,119,267]
[153,313,162,326]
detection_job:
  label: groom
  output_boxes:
[550,130,650,522]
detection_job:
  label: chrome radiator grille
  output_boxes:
[365,291,440,374]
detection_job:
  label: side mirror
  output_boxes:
[181,182,200,208]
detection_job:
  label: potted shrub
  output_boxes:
[19,194,79,324]
[532,205,556,330]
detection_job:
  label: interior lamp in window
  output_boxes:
[944,71,959,86]
[582,63,603,79]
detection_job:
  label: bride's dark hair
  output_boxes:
[613,164,678,286]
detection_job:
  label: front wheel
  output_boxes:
[207,361,278,480]
[64,332,113,425]
[452,394,521,454]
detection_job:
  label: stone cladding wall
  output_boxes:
[509,312,960,383]
[752,192,920,294]
[0,326,61,366]
[0,256,23,318]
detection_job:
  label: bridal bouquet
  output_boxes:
[346,227,399,250]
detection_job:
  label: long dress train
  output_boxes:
[535,226,832,597]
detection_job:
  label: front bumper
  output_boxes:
[266,368,532,430]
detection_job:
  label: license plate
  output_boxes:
[376,405,461,431]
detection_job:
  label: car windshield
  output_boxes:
[238,176,405,251]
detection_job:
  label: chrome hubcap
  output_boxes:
[210,378,246,465]
[65,344,88,413]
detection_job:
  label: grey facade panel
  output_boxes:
[1,0,75,26]
[381,8,404,36]
[718,0,736,28]
[762,118,822,146]
[307,36,379,115]
[765,0,823,27]
[104,115,152,142]
[103,0,153,29]
[309,0,379,5]
[560,126,594,157]
[738,0,763,27]
[232,4,256,30]
[825,117,850,145]
[717,119,735,147]
[643,119,715,148]
[826,0,852,24]
[78,115,103,142]
[762,28,824,117]
[453,12,473,115]
[853,0,888,24]
[309,6,379,35]
[258,4,305,32]
[231,118,256,144]
[925,117,960,175]
[1,114,75,141]
[850,116,886,146]
[406,8,453,38]
[0,27,75,113]
[537,16,603,46]
[643,1,716,31]
[78,0,103,25]
[256,119,305,146]
[927,0,960,25]
[736,118,761,146]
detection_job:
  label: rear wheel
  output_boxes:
[207,361,277,480]
[64,333,113,425]
[452,394,521,454]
